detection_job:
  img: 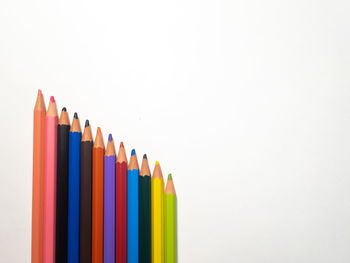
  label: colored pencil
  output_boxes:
[80,120,93,263]
[151,161,164,263]
[68,113,82,263]
[127,149,139,263]
[164,174,177,263]
[104,134,116,263]
[92,127,104,263]
[56,107,70,263]
[43,96,58,263]
[116,142,127,263]
[32,89,46,263]
[139,154,151,263]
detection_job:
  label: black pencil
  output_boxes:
[55,107,70,263]
[139,154,151,263]
[80,120,93,263]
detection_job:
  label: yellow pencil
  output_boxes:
[151,161,164,263]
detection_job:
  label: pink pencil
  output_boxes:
[43,96,58,263]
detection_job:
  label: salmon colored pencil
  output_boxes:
[92,127,104,263]
[43,96,58,263]
[32,90,46,263]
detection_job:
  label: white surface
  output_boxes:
[1,0,350,262]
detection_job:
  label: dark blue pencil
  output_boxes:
[67,113,81,263]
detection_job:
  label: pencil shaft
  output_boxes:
[139,176,151,263]
[151,178,164,263]
[43,115,58,263]
[127,169,139,263]
[104,155,116,263]
[68,131,82,263]
[80,141,93,263]
[116,162,127,263]
[56,124,70,263]
[164,194,177,263]
[32,103,45,263]
[92,147,104,263]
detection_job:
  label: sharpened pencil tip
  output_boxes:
[120,142,124,148]
[155,161,160,166]
[50,96,55,102]
[131,149,136,156]
[38,89,42,96]
[97,127,101,134]
[74,112,78,119]
[168,173,172,180]
[108,134,113,141]
[143,154,147,159]
[62,107,67,112]
[85,119,89,127]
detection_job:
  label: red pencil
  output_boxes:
[116,142,128,263]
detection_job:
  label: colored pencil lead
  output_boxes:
[131,149,136,156]
[120,141,124,148]
[168,173,172,180]
[74,112,78,119]
[155,161,160,166]
[50,96,55,102]
[85,119,89,127]
[143,154,147,159]
[62,107,67,112]
[108,134,113,142]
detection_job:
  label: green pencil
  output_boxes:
[164,174,177,263]
[139,154,151,263]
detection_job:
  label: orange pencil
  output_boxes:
[92,127,104,263]
[32,90,46,263]
[43,96,58,263]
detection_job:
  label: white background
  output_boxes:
[0,0,350,262]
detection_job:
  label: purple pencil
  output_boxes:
[104,134,116,263]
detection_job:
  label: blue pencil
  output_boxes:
[67,113,82,263]
[127,149,139,263]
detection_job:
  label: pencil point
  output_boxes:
[143,154,147,159]
[120,141,124,148]
[97,127,101,134]
[155,161,160,166]
[108,134,113,142]
[50,96,55,102]
[62,107,67,112]
[38,89,42,96]
[131,149,136,156]
[74,112,78,119]
[85,119,89,127]
[168,173,172,180]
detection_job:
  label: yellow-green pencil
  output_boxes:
[164,174,177,263]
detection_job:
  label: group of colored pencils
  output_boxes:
[32,90,177,263]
